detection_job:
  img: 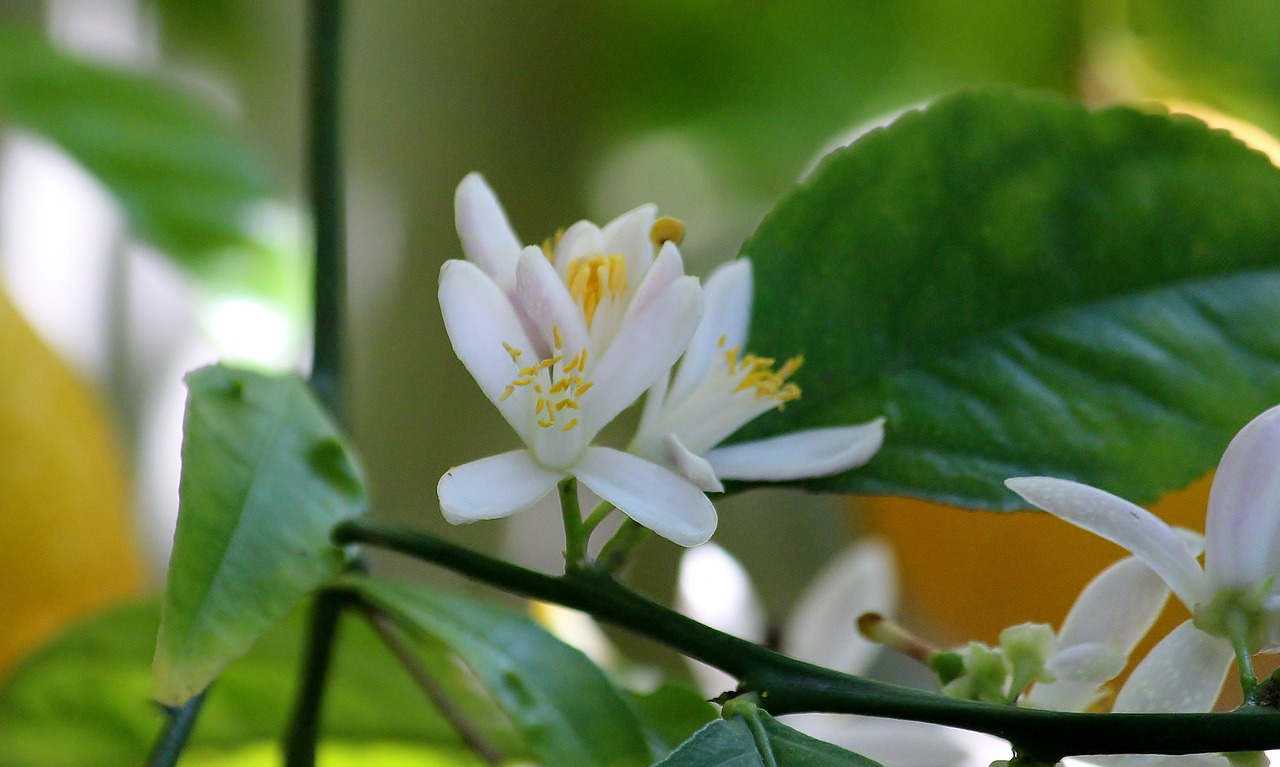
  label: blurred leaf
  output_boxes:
[654,712,882,767]
[0,602,525,767]
[739,87,1280,508]
[154,365,365,705]
[629,682,719,756]
[0,30,267,273]
[346,575,654,767]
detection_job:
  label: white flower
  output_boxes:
[437,174,717,546]
[676,541,1011,767]
[1007,403,1280,714]
[630,258,884,492]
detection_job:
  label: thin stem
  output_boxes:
[580,501,614,538]
[1226,609,1260,705]
[284,589,346,767]
[559,477,587,570]
[596,518,649,573]
[361,605,504,765]
[145,690,208,767]
[332,518,1280,763]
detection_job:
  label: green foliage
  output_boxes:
[0,602,525,767]
[740,87,1280,508]
[0,30,267,274]
[630,682,720,755]
[346,574,656,767]
[153,365,366,705]
[654,712,883,767]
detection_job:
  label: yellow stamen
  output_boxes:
[567,254,628,327]
[561,418,580,431]
[650,216,686,247]
[575,381,594,396]
[540,228,565,260]
[553,325,564,350]
[722,344,804,404]
[503,342,523,363]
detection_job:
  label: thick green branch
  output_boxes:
[332,518,1280,763]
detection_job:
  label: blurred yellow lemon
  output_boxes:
[0,287,145,673]
[859,476,1211,687]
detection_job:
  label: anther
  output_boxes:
[650,216,686,246]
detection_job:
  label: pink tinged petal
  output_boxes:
[514,246,589,356]
[1205,404,1280,592]
[705,420,885,482]
[554,220,604,280]
[601,204,657,278]
[783,538,898,674]
[455,173,521,289]
[575,447,717,546]
[437,450,564,524]
[669,258,753,403]
[1113,620,1234,713]
[627,241,685,315]
[664,434,724,493]
[579,276,703,440]
[677,543,765,697]
[438,260,538,443]
[1005,477,1210,610]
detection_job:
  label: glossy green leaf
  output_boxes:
[0,602,525,767]
[655,712,883,767]
[0,30,266,273]
[739,87,1280,508]
[153,365,366,705]
[345,574,654,767]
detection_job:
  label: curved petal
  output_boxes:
[601,204,657,279]
[439,260,538,443]
[1205,404,1280,592]
[783,538,898,674]
[455,173,521,288]
[580,276,703,440]
[575,447,717,546]
[1005,477,1209,609]
[554,220,604,279]
[627,241,685,316]
[665,434,724,492]
[669,258,753,404]
[514,245,589,356]
[1113,620,1233,713]
[676,543,766,697]
[437,450,564,524]
[705,420,885,482]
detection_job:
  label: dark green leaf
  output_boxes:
[153,365,366,705]
[0,602,525,767]
[346,574,653,767]
[0,30,267,274]
[740,87,1280,508]
[655,713,883,767]
[629,682,719,756]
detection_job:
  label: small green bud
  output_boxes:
[941,642,1009,705]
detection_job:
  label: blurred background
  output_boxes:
[3,0,1279,684]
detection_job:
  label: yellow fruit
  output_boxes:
[0,287,145,673]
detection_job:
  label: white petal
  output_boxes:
[1205,404,1280,592]
[437,450,564,524]
[514,245,589,356]
[669,258,753,403]
[1026,556,1171,711]
[627,241,685,315]
[601,204,657,279]
[664,434,724,492]
[1005,477,1210,609]
[676,543,766,696]
[438,260,538,443]
[580,276,703,439]
[455,173,522,289]
[705,420,885,482]
[783,538,898,674]
[554,220,604,280]
[1113,620,1234,713]
[575,447,717,546]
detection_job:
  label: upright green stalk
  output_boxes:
[145,691,209,767]
[284,2,346,765]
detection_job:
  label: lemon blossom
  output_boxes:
[437,177,717,547]
[1007,403,1280,714]
[630,258,884,492]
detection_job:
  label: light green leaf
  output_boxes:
[0,602,526,767]
[739,87,1280,508]
[153,365,366,705]
[655,713,883,767]
[345,574,654,767]
[629,682,719,756]
[0,30,267,273]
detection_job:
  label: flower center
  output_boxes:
[719,335,803,405]
[567,254,628,328]
[499,325,593,431]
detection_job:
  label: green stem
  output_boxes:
[284,589,346,766]
[145,690,208,767]
[580,501,614,538]
[559,478,587,570]
[1226,609,1260,705]
[596,518,649,573]
[331,518,1280,763]
[742,706,779,767]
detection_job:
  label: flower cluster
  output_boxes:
[437,173,883,547]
